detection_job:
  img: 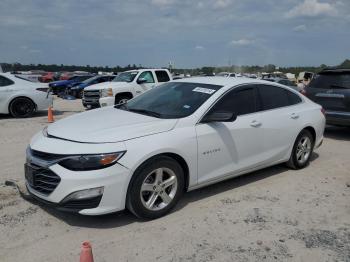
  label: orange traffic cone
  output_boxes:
[79,241,94,262]
[48,106,54,123]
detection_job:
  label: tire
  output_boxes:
[9,97,35,118]
[115,94,132,105]
[126,156,185,219]
[286,129,315,169]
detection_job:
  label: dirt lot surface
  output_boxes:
[0,98,349,262]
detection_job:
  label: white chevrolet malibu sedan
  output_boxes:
[26,77,325,219]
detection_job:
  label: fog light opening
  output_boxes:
[62,187,104,203]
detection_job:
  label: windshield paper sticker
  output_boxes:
[192,87,216,94]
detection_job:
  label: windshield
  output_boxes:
[117,82,222,119]
[74,75,93,82]
[113,71,138,83]
[82,75,100,84]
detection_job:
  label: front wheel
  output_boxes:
[115,94,132,105]
[286,129,314,169]
[126,156,185,219]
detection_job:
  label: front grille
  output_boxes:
[26,164,61,195]
[83,90,100,100]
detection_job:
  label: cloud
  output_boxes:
[213,0,233,9]
[151,0,174,7]
[29,49,41,53]
[44,24,64,31]
[230,38,254,46]
[293,24,307,32]
[195,45,205,50]
[286,0,338,18]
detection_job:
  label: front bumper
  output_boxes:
[325,111,350,127]
[26,157,131,215]
[82,98,100,109]
[99,97,115,107]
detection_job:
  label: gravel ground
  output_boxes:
[0,98,349,262]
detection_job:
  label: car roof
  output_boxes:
[320,68,350,74]
[124,68,169,73]
[173,76,272,87]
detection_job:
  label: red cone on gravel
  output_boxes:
[79,241,94,262]
[47,106,54,123]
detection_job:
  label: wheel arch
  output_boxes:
[115,92,133,99]
[126,152,190,198]
[302,126,316,143]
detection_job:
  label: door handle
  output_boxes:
[250,120,262,127]
[291,113,299,119]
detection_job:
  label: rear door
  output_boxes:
[155,70,171,86]
[306,72,350,113]
[256,84,303,163]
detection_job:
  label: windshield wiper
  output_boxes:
[115,103,128,110]
[128,108,162,118]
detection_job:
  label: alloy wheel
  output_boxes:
[296,136,312,164]
[140,167,178,211]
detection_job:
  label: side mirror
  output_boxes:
[201,111,237,123]
[137,78,147,84]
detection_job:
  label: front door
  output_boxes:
[134,71,156,96]
[196,85,264,184]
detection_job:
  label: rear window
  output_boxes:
[309,73,350,89]
[155,70,170,82]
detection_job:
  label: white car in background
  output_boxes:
[26,77,325,219]
[0,73,52,118]
[82,69,172,109]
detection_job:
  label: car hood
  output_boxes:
[46,107,178,143]
[84,81,133,91]
[49,80,71,86]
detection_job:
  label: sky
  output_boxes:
[0,0,349,68]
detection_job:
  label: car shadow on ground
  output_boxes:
[0,109,82,120]
[324,126,350,141]
[39,152,319,229]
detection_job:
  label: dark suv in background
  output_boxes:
[303,68,350,126]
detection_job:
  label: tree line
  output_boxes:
[1,59,349,75]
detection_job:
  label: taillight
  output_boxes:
[321,108,326,116]
[36,87,49,92]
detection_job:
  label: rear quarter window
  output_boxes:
[309,73,350,89]
[0,76,14,87]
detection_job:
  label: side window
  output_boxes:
[0,76,14,87]
[340,74,350,89]
[287,90,302,105]
[211,86,257,116]
[155,70,170,82]
[138,71,155,83]
[258,85,290,110]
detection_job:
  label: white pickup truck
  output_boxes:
[82,69,172,109]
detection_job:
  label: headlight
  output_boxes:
[101,88,113,97]
[59,151,126,171]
